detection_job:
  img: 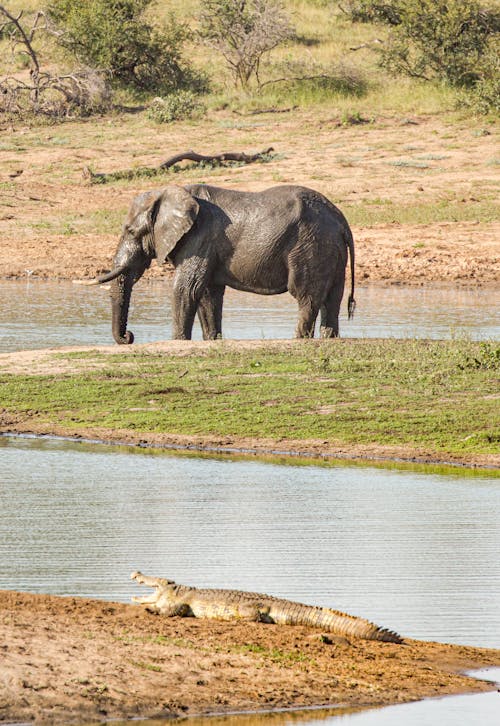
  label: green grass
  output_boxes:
[341,198,499,226]
[231,643,311,665]
[1,340,499,459]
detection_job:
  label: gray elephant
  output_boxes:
[88,184,355,343]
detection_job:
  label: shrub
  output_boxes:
[198,0,294,89]
[147,91,206,123]
[378,0,499,88]
[342,1,500,91]
[339,1,401,24]
[47,0,206,94]
[459,42,500,114]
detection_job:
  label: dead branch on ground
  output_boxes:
[82,147,276,185]
[0,6,110,117]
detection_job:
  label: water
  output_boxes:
[0,280,498,352]
[1,436,499,725]
[1,436,499,651]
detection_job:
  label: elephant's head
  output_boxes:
[79,186,199,344]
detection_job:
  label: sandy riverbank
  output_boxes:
[1,589,500,724]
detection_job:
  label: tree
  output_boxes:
[198,0,294,89]
[47,0,205,94]
[380,0,499,87]
[343,0,500,88]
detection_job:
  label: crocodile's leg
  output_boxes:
[144,601,191,616]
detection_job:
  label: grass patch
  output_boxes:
[340,198,499,226]
[232,643,311,665]
[129,660,163,673]
[1,340,499,458]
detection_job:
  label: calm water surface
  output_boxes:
[1,436,499,650]
[1,437,499,726]
[0,279,498,351]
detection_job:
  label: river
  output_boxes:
[0,280,499,351]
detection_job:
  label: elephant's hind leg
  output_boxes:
[288,267,322,338]
[320,274,345,338]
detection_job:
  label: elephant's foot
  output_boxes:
[114,330,134,344]
[320,326,339,338]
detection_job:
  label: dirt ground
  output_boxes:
[1,589,500,724]
[0,111,498,285]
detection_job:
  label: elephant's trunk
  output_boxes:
[110,273,135,345]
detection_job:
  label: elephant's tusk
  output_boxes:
[72,278,101,286]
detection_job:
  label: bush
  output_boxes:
[379,0,499,88]
[47,0,206,94]
[343,0,500,91]
[147,91,206,123]
[198,0,294,89]
[459,42,500,114]
[339,1,401,24]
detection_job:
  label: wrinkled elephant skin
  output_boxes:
[90,184,355,344]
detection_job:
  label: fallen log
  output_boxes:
[83,147,275,184]
[159,147,274,169]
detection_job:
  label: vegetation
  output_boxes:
[1,0,498,118]
[341,0,500,112]
[198,0,294,89]
[146,90,206,123]
[0,4,112,116]
[1,340,499,459]
[46,0,206,94]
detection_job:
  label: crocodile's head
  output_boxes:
[130,570,177,607]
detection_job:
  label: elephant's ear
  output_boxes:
[151,186,200,264]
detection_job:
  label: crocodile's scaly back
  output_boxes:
[131,572,403,644]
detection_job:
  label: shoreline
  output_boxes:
[2,429,500,472]
[1,589,499,724]
[1,336,499,470]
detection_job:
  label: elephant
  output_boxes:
[86,183,355,343]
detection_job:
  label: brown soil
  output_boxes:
[1,589,499,724]
[0,112,498,286]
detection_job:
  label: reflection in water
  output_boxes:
[108,704,363,726]
[1,436,499,650]
[0,279,498,351]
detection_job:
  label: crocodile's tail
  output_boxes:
[278,604,403,643]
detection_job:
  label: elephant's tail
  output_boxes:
[345,225,356,319]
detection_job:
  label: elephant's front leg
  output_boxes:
[171,260,211,340]
[197,284,225,340]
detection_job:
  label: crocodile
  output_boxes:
[131,571,403,644]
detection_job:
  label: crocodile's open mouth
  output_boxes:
[130,570,175,605]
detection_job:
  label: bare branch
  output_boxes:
[0,5,40,74]
[83,147,276,184]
